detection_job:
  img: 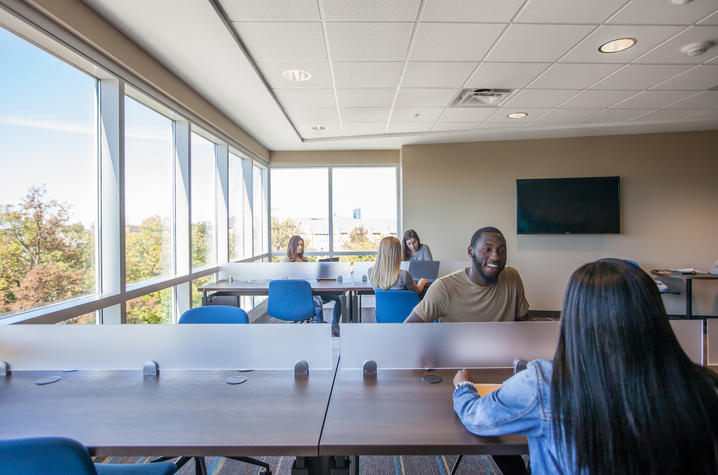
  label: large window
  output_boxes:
[270,167,398,258]
[124,95,174,284]
[190,131,217,269]
[229,151,246,260]
[253,164,268,256]
[0,26,97,318]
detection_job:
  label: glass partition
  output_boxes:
[190,131,217,268]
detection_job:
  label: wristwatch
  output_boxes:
[454,380,475,390]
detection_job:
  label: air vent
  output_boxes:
[451,88,515,107]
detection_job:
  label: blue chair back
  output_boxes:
[179,305,248,324]
[375,289,419,323]
[267,279,316,321]
[624,259,640,268]
[0,437,96,475]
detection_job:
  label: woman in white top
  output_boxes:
[371,236,428,293]
[402,229,433,261]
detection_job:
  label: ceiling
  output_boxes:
[82,0,718,151]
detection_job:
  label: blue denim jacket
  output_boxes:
[453,359,571,475]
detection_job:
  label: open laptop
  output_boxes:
[408,260,440,282]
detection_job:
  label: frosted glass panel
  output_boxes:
[0,324,332,370]
[219,262,350,281]
[341,320,703,369]
[706,320,717,365]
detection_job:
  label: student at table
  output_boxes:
[402,229,433,261]
[452,258,718,475]
[370,236,428,294]
[285,235,342,336]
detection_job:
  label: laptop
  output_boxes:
[408,261,440,282]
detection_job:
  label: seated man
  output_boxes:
[405,226,529,323]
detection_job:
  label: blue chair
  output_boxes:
[178,305,248,324]
[151,305,271,475]
[624,259,680,295]
[0,437,177,475]
[267,280,317,322]
[374,290,419,323]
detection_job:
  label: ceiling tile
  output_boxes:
[485,24,595,62]
[233,22,326,60]
[340,108,392,122]
[257,61,333,88]
[410,23,505,61]
[487,108,548,122]
[504,89,580,108]
[431,121,479,131]
[438,107,497,122]
[528,63,622,89]
[608,0,718,25]
[515,0,626,24]
[582,108,652,123]
[395,88,458,107]
[531,108,601,123]
[333,62,404,87]
[611,91,697,109]
[559,90,638,108]
[665,90,718,108]
[561,25,684,63]
[221,0,319,21]
[387,122,435,133]
[631,109,698,122]
[465,62,551,89]
[294,120,341,137]
[391,107,445,122]
[286,107,339,122]
[590,64,690,89]
[634,26,718,64]
[652,65,718,90]
[479,120,529,128]
[699,10,718,25]
[319,0,421,21]
[342,122,387,135]
[326,22,414,60]
[274,88,336,107]
[402,62,477,87]
[421,0,524,22]
[336,88,396,107]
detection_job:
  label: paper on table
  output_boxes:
[473,383,502,396]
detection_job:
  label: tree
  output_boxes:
[126,216,171,283]
[271,217,301,252]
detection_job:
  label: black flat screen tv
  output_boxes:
[516,176,620,234]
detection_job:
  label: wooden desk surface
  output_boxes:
[0,369,334,457]
[319,368,528,456]
[200,279,374,293]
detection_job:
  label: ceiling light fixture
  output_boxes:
[671,0,693,5]
[282,69,311,81]
[599,38,637,53]
[310,125,326,131]
[507,112,528,119]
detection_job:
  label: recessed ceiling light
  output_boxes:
[599,38,637,53]
[507,112,528,119]
[310,125,326,131]
[282,69,311,81]
[671,0,693,5]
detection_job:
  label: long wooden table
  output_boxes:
[651,271,718,319]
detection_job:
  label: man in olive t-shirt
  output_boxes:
[404,227,529,323]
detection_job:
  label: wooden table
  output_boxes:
[652,271,718,319]
[319,368,527,456]
[0,369,334,457]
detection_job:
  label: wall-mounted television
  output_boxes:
[516,176,620,234]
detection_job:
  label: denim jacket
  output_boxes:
[453,359,571,475]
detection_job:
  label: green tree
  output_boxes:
[271,217,301,252]
[126,216,171,283]
[191,222,208,268]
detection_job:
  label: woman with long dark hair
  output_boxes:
[452,258,718,474]
[402,229,433,261]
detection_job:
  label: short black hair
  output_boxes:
[469,227,504,248]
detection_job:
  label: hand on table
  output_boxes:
[453,368,472,387]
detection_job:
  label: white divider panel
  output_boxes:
[0,324,332,371]
[219,262,350,282]
[670,320,703,365]
[341,320,704,369]
[352,261,375,281]
[438,261,469,278]
[706,319,717,365]
[341,322,560,369]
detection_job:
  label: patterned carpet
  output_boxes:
[94,454,521,474]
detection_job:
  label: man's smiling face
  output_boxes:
[469,232,507,285]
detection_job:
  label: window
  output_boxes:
[332,167,398,251]
[190,131,217,268]
[0,26,97,318]
[124,95,174,284]
[126,287,173,324]
[228,152,246,260]
[271,168,329,256]
[253,164,268,256]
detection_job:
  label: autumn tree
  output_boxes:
[271,217,301,252]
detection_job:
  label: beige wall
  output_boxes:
[25,0,269,161]
[271,150,399,165]
[402,130,718,316]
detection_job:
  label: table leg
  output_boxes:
[202,290,208,306]
[686,278,692,319]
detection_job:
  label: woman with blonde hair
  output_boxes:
[370,236,428,294]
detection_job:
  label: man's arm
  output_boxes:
[515,312,530,321]
[404,311,425,323]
